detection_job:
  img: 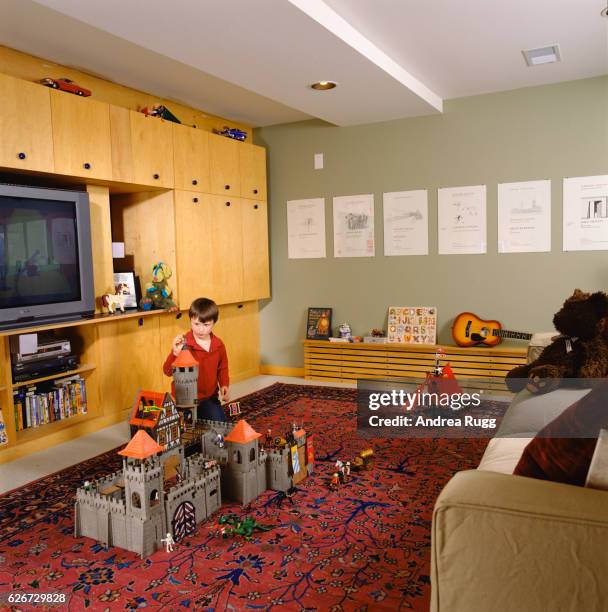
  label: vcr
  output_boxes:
[12,354,80,383]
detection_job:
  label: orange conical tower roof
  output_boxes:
[172,348,198,368]
[224,419,262,444]
[118,429,164,458]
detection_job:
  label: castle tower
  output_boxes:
[223,419,266,504]
[172,349,199,424]
[118,430,165,556]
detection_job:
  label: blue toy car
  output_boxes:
[214,126,248,141]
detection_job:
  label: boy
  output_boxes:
[163,297,229,422]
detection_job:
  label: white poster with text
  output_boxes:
[333,194,375,257]
[438,185,487,254]
[287,198,326,259]
[383,190,428,256]
[498,180,551,253]
[563,175,608,251]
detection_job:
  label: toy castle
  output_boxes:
[74,396,312,557]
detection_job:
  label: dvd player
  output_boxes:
[12,354,79,383]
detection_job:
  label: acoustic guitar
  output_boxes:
[452,312,532,347]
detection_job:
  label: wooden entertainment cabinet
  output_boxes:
[0,52,268,464]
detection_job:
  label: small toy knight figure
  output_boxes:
[292,422,298,433]
[216,433,225,449]
[161,532,175,552]
[265,428,273,446]
[345,461,351,480]
[330,472,340,489]
[83,480,91,492]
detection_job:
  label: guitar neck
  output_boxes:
[492,329,532,340]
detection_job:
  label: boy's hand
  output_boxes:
[172,335,185,357]
[220,386,230,402]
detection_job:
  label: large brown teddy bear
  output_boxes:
[506,289,608,394]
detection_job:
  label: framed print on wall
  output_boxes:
[306,307,333,340]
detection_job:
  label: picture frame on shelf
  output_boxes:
[112,271,140,309]
[306,307,333,340]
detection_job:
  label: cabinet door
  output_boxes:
[0,74,54,172]
[50,90,112,179]
[208,196,243,304]
[241,198,270,300]
[239,143,267,200]
[173,124,210,192]
[209,133,241,196]
[130,111,174,188]
[174,190,212,308]
[109,105,134,183]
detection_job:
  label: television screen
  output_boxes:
[0,198,81,309]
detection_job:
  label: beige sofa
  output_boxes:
[431,388,608,612]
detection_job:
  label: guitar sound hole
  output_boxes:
[480,327,489,338]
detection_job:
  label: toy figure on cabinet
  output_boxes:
[101,282,130,314]
[141,262,178,311]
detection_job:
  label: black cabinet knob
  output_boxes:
[193,197,199,203]
[225,184,230,190]
[254,204,259,209]
[17,152,26,160]
[253,189,258,194]
[153,173,160,180]
[192,179,198,186]
[83,162,91,170]
[225,201,231,207]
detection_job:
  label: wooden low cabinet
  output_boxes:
[304,340,527,384]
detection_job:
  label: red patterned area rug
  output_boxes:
[0,383,498,611]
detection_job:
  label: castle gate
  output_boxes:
[172,501,196,541]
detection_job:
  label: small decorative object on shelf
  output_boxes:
[101,282,130,314]
[112,272,139,309]
[141,104,181,124]
[364,328,387,343]
[143,262,178,311]
[39,77,91,96]
[306,307,333,340]
[140,296,153,311]
[338,322,352,339]
[213,126,247,141]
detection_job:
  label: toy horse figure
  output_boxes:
[101,282,130,314]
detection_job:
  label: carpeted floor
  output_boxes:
[0,383,499,611]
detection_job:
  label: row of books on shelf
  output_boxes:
[13,375,87,432]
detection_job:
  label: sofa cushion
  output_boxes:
[477,387,591,474]
[513,382,608,486]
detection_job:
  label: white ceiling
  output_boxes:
[1,0,607,127]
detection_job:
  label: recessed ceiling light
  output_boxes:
[311,80,337,90]
[522,45,562,67]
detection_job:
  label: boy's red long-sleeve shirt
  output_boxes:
[163,330,229,400]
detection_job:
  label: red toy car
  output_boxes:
[40,77,91,97]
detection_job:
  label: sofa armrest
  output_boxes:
[431,470,608,612]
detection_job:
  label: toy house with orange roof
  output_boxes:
[129,390,181,450]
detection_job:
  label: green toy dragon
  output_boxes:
[218,514,273,540]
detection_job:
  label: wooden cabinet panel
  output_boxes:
[208,196,243,304]
[239,143,267,200]
[241,198,270,300]
[0,74,54,172]
[173,124,210,192]
[50,90,112,179]
[130,111,174,188]
[111,317,164,408]
[214,302,260,380]
[174,190,212,309]
[209,133,240,196]
[109,105,134,183]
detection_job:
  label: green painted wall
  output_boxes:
[254,76,608,368]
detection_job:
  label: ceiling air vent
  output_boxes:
[522,44,561,66]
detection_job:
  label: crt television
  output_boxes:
[0,184,95,329]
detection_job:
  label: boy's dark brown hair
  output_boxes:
[189,297,219,323]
